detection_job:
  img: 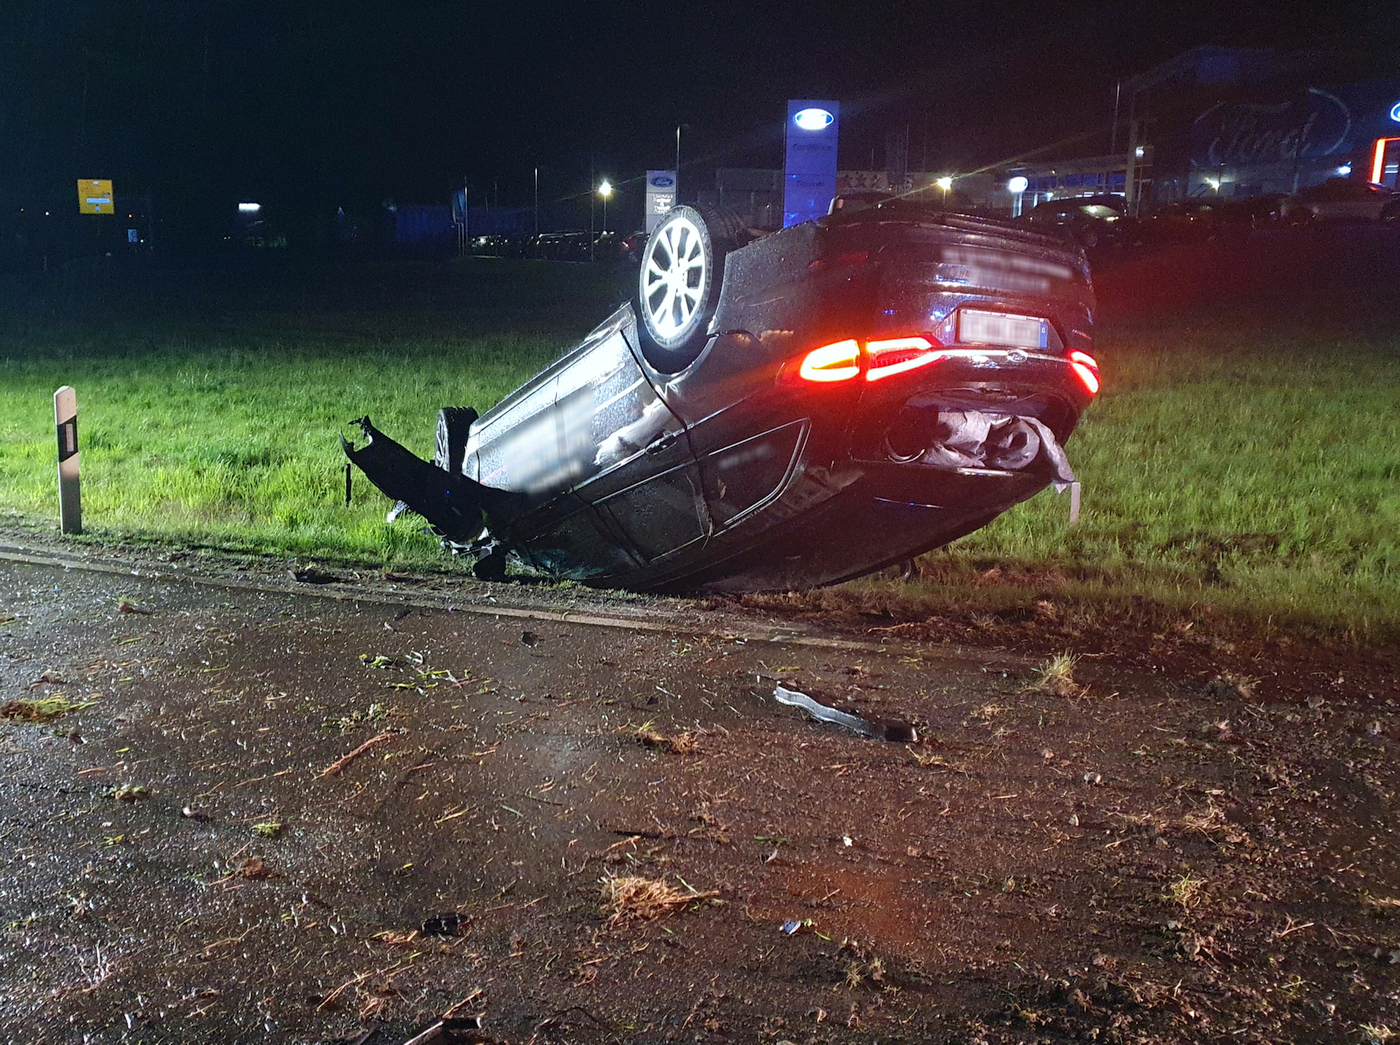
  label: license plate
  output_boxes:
[959,309,1048,350]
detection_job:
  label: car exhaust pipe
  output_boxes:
[883,408,1076,485]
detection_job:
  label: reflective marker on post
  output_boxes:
[55,386,82,535]
[1055,480,1082,528]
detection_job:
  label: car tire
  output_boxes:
[434,406,478,473]
[636,205,742,372]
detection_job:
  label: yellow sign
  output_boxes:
[78,179,113,215]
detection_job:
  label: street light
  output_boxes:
[935,176,952,206]
[598,180,613,234]
[1007,176,1028,218]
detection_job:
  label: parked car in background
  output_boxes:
[344,201,1100,593]
[1282,179,1400,224]
[1218,193,1287,232]
[1143,198,1229,242]
[1021,195,1140,250]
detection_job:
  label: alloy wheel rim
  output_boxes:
[642,215,707,339]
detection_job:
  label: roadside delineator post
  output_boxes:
[55,386,82,535]
[1057,480,1082,528]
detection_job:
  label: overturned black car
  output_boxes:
[343,200,1100,593]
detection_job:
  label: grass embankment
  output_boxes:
[899,316,1400,641]
[0,259,625,564]
[1,256,1397,639]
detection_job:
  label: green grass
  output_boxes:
[2,257,1398,638]
[0,258,627,565]
[915,315,1400,639]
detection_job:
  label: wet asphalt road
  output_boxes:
[0,545,1022,1042]
[4,543,1400,1044]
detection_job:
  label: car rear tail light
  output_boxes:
[865,336,943,381]
[797,339,862,382]
[793,335,947,384]
[1068,350,1100,395]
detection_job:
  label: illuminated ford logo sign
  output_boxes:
[650,175,674,187]
[1391,100,1400,123]
[793,108,834,131]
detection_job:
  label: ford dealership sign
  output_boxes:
[793,107,835,131]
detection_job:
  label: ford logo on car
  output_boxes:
[650,176,674,187]
[793,108,834,131]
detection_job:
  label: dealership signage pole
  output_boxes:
[55,386,82,535]
[783,100,840,228]
[645,171,677,233]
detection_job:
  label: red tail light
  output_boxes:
[865,336,943,380]
[793,335,944,384]
[1068,350,1100,395]
[797,339,861,382]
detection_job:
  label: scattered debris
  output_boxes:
[620,721,699,755]
[1204,673,1258,700]
[251,821,283,838]
[422,913,463,936]
[289,565,339,584]
[320,731,395,776]
[234,856,271,879]
[1026,652,1082,697]
[117,598,153,615]
[601,875,720,924]
[1164,872,1207,911]
[399,1015,493,1045]
[773,684,917,742]
[1,695,98,722]
[521,631,537,647]
[106,784,149,802]
[181,805,212,822]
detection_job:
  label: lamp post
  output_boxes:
[936,176,953,207]
[1007,176,1028,219]
[598,179,613,235]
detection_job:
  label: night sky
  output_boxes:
[2,0,1394,233]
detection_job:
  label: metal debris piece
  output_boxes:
[773,684,918,742]
[399,1016,489,1045]
[422,912,462,936]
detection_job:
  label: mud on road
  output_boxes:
[2,538,1399,1044]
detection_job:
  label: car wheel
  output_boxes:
[636,205,741,372]
[434,406,477,473]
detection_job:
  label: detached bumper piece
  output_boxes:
[919,410,1076,488]
[341,417,497,542]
